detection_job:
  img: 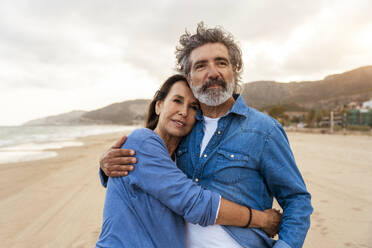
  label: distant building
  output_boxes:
[347,102,359,109]
[286,111,307,119]
[346,109,372,126]
[362,99,372,109]
[319,113,344,127]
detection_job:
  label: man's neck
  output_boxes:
[200,97,235,118]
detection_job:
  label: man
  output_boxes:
[100,23,312,248]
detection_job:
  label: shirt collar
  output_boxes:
[195,94,249,121]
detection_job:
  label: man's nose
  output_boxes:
[207,64,219,79]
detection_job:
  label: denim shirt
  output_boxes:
[176,96,313,248]
[97,128,220,248]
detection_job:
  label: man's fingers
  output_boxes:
[107,149,135,159]
[107,164,135,172]
[110,170,130,177]
[108,157,137,165]
[118,148,135,157]
[111,135,128,149]
[263,228,277,238]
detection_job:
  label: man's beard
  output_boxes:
[190,78,234,107]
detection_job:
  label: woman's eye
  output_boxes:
[190,105,199,111]
[174,99,181,103]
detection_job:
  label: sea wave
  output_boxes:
[0,125,138,164]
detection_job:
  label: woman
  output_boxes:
[96,75,280,247]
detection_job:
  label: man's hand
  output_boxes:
[99,135,137,177]
[262,209,282,238]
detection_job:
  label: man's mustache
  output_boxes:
[201,78,227,92]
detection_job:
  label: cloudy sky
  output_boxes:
[1,0,371,125]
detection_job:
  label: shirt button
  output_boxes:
[203,154,207,158]
[195,178,199,182]
[217,130,221,135]
[230,154,235,158]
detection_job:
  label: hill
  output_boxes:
[23,66,372,125]
[242,66,372,110]
[80,99,150,125]
[23,99,150,126]
[23,110,87,125]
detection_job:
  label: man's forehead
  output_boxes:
[189,43,230,64]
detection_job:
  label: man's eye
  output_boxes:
[174,99,181,103]
[195,64,205,70]
[218,61,228,66]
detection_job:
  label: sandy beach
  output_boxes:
[1,131,371,248]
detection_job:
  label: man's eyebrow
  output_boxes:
[193,57,229,67]
[193,59,208,67]
[215,57,229,62]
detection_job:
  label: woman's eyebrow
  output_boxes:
[173,94,184,99]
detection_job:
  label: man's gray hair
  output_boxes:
[175,22,243,84]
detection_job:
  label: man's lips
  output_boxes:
[206,84,222,89]
[201,79,227,91]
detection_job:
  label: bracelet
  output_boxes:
[244,206,252,228]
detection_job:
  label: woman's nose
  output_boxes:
[179,105,188,116]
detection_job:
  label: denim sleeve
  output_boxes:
[260,123,313,248]
[99,168,108,188]
[126,133,220,226]
[273,239,292,248]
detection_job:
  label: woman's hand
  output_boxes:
[261,209,282,238]
[100,135,137,177]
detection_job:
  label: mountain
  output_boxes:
[23,99,150,126]
[23,110,87,125]
[242,66,372,110]
[23,66,372,125]
[80,99,150,125]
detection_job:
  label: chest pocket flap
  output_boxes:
[217,149,249,162]
[213,148,255,184]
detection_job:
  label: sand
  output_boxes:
[287,132,372,248]
[0,131,371,248]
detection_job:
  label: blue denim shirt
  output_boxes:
[176,96,313,248]
[96,128,220,248]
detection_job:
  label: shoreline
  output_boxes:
[1,131,371,247]
[0,131,126,248]
[0,124,139,165]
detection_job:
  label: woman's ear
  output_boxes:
[155,100,163,116]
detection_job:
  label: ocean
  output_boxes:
[0,125,138,164]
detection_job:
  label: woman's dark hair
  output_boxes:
[145,74,189,130]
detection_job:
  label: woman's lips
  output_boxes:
[172,120,185,128]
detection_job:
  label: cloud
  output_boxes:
[241,0,372,81]
[0,0,371,124]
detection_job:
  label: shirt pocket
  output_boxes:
[213,148,254,185]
